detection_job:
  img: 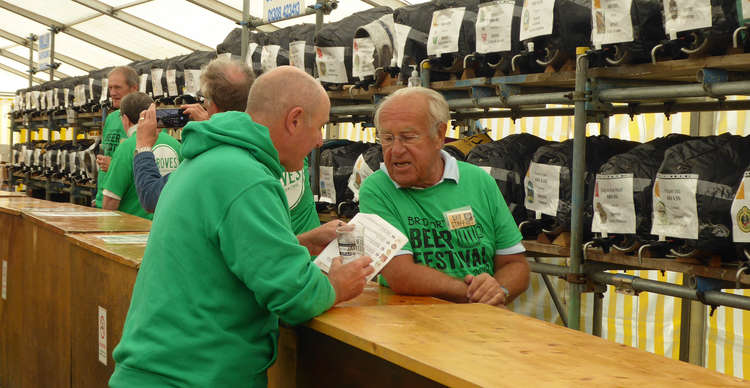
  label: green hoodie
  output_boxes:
[110,111,336,388]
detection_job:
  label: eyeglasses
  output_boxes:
[378,132,423,147]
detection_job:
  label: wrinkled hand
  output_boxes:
[298,220,343,256]
[180,103,210,122]
[96,155,111,172]
[136,103,159,149]
[328,256,374,305]
[464,273,507,307]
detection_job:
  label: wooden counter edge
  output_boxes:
[65,234,143,269]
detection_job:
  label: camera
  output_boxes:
[156,108,190,128]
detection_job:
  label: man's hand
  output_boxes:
[328,256,374,305]
[96,155,111,172]
[180,103,210,122]
[136,103,159,149]
[464,273,507,307]
[297,220,342,256]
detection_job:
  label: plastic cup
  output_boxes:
[337,224,365,264]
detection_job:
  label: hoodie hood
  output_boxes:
[181,111,283,179]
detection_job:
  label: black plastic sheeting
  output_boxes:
[598,0,668,64]
[216,28,267,75]
[522,0,591,70]
[466,133,551,224]
[529,135,639,237]
[597,134,693,239]
[656,133,750,257]
[314,6,393,85]
[319,140,381,207]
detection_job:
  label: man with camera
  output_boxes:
[133,58,322,236]
[101,92,182,219]
[94,66,139,208]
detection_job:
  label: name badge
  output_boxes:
[443,206,476,230]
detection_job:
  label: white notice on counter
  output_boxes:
[427,7,466,57]
[591,0,634,48]
[651,173,699,239]
[732,171,750,243]
[524,162,562,217]
[315,46,348,84]
[314,213,408,281]
[662,0,711,38]
[519,0,555,41]
[476,1,515,54]
[289,41,306,70]
[94,234,150,245]
[318,165,336,204]
[592,174,636,235]
[30,211,121,217]
[2,260,6,300]
[98,306,107,365]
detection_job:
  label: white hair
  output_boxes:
[373,87,450,137]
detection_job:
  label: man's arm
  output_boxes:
[133,152,169,213]
[380,254,469,303]
[132,103,168,213]
[101,194,120,210]
[296,219,341,256]
[465,253,529,306]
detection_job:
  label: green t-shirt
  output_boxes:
[103,128,182,219]
[359,160,522,280]
[282,158,320,235]
[96,109,127,208]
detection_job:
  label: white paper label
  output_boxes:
[2,260,7,300]
[98,306,107,365]
[352,38,376,80]
[52,89,58,108]
[94,234,150,244]
[315,46,348,83]
[662,0,711,35]
[151,68,164,97]
[261,45,281,73]
[591,0,634,48]
[32,91,40,110]
[184,70,202,96]
[63,88,70,108]
[219,52,232,60]
[246,43,259,66]
[592,174,636,234]
[427,7,466,56]
[318,165,336,203]
[732,172,750,243]
[289,41,306,70]
[524,162,562,217]
[138,74,148,93]
[394,23,411,67]
[166,69,178,97]
[347,154,376,202]
[88,78,95,102]
[743,0,750,20]
[476,1,515,54]
[651,173,699,239]
[99,78,109,102]
[519,0,555,41]
[30,211,121,217]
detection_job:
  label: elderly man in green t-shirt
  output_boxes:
[94,66,139,207]
[359,87,530,306]
[102,92,181,219]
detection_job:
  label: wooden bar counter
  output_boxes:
[66,232,147,388]
[283,289,748,387]
[14,202,150,388]
[0,191,27,197]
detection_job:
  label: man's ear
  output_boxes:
[284,106,304,135]
[436,122,447,145]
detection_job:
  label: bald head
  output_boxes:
[246,66,329,171]
[246,66,327,126]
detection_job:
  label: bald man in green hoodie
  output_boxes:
[110,65,373,387]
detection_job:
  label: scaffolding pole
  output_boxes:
[567,53,589,330]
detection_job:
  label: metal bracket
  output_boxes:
[566,273,586,284]
[697,68,729,100]
[611,273,640,296]
[471,86,496,109]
